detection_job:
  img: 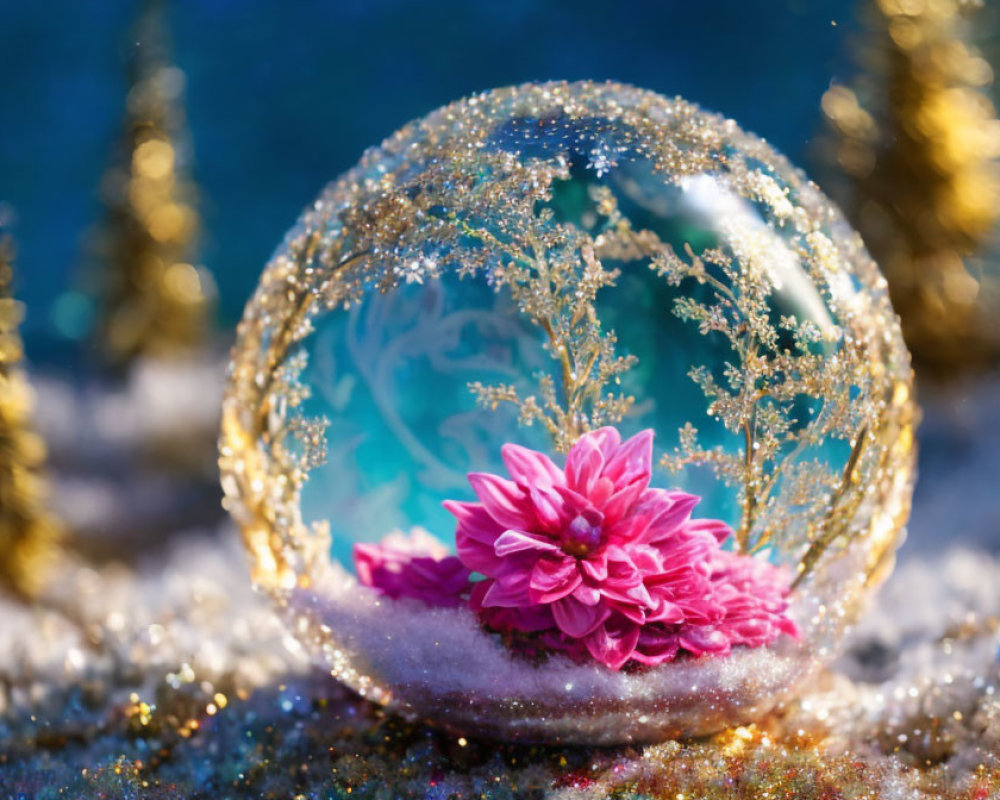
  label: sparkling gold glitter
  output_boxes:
[90,0,214,366]
[0,224,63,597]
[821,0,1000,373]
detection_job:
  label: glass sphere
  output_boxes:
[221,81,916,744]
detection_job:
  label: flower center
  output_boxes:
[563,514,603,556]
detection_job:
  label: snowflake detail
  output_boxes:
[587,143,617,178]
[395,256,437,285]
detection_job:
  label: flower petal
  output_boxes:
[580,551,608,582]
[608,600,646,624]
[601,479,646,525]
[481,572,532,608]
[494,529,561,557]
[353,542,383,587]
[501,443,563,489]
[528,487,566,533]
[602,429,653,489]
[552,595,610,638]
[467,472,534,530]
[604,551,644,585]
[474,581,557,633]
[626,545,662,575]
[646,594,685,624]
[445,500,506,575]
[600,577,654,611]
[352,535,471,608]
[529,556,582,603]
[572,582,602,606]
[778,616,801,640]
[586,426,622,460]
[443,500,504,543]
[678,626,731,656]
[684,517,733,544]
[584,619,640,670]
[565,434,606,495]
[641,491,701,543]
[553,485,603,524]
[632,629,680,666]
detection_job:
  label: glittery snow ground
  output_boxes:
[0,365,997,798]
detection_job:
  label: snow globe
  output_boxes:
[220,81,916,743]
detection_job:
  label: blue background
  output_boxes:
[1,0,855,361]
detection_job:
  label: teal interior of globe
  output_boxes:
[295,109,850,568]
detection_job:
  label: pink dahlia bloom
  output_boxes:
[354,528,471,608]
[444,427,798,670]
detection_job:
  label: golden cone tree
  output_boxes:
[93,0,214,366]
[821,0,1000,374]
[0,228,62,597]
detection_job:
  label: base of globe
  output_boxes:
[383,648,814,745]
[283,567,817,745]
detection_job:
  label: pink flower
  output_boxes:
[444,427,797,670]
[354,528,472,608]
[706,548,800,649]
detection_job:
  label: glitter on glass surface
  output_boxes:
[220,81,917,742]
